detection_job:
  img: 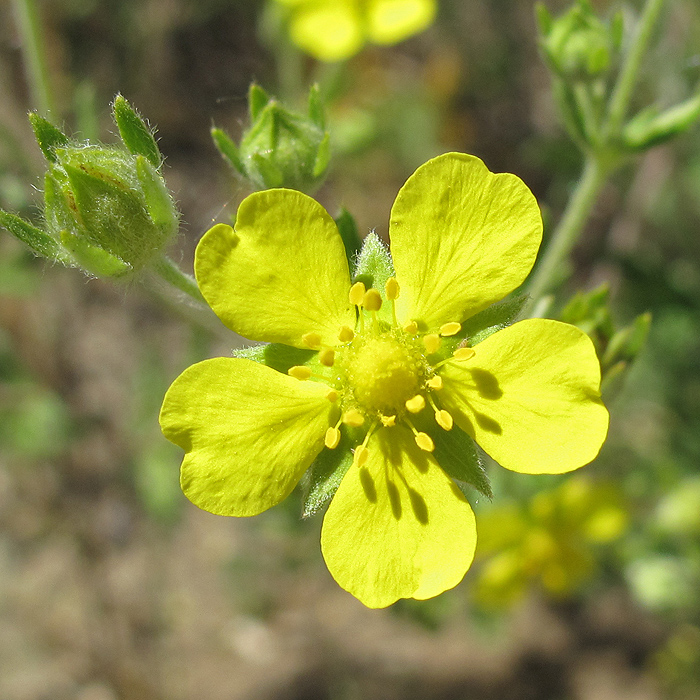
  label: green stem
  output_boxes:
[605,0,667,138]
[11,0,56,116]
[152,255,206,305]
[524,155,608,314]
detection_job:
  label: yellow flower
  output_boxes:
[160,152,609,608]
[274,0,437,61]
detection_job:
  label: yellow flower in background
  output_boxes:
[473,476,628,608]
[275,0,437,61]
[160,152,609,608]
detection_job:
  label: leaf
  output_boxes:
[112,94,161,167]
[432,424,493,499]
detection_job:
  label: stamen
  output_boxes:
[380,415,396,427]
[405,394,426,414]
[325,427,341,449]
[427,375,443,390]
[319,348,335,367]
[353,422,377,467]
[405,417,435,452]
[440,322,462,337]
[302,332,322,349]
[453,347,476,361]
[342,408,365,427]
[385,277,400,300]
[288,366,311,380]
[363,289,382,311]
[423,334,441,355]
[325,389,339,402]
[403,320,418,335]
[435,409,453,431]
[349,282,366,307]
[338,325,354,343]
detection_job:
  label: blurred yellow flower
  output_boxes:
[274,0,437,61]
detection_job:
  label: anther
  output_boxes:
[288,366,311,380]
[440,322,462,337]
[380,415,396,427]
[319,348,335,367]
[325,427,341,449]
[435,409,453,431]
[405,394,426,414]
[403,320,418,335]
[415,432,435,452]
[342,408,365,428]
[427,375,443,390]
[423,334,441,355]
[325,389,339,402]
[385,277,400,300]
[338,325,354,342]
[353,445,369,467]
[363,289,382,311]
[349,282,366,307]
[453,347,476,361]
[302,332,322,349]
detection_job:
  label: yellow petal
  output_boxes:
[290,1,364,61]
[321,426,477,608]
[440,319,609,474]
[390,153,543,330]
[195,190,355,348]
[367,0,436,45]
[160,358,334,516]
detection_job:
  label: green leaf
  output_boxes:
[301,432,354,518]
[334,207,362,263]
[112,94,161,167]
[353,230,395,291]
[623,94,700,151]
[459,293,528,345]
[135,156,178,233]
[0,210,64,261]
[249,83,271,121]
[28,113,69,163]
[432,424,492,499]
[211,127,245,174]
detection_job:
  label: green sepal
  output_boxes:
[112,94,161,167]
[334,207,362,263]
[535,2,553,35]
[459,293,529,346]
[43,172,76,234]
[211,127,245,175]
[623,94,700,151]
[308,83,326,129]
[610,11,624,50]
[560,283,614,338]
[601,311,651,369]
[313,131,331,178]
[432,424,493,499]
[135,156,178,232]
[248,83,271,121]
[28,113,69,163]
[0,210,64,261]
[59,230,132,277]
[251,152,284,188]
[300,432,354,518]
[353,230,395,291]
[233,343,315,373]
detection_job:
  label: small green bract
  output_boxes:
[159,152,609,608]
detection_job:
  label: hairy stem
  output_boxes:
[152,255,206,305]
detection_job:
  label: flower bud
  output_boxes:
[212,84,331,193]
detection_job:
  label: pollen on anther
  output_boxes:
[435,409,453,431]
[403,320,418,335]
[342,408,365,427]
[302,332,322,349]
[380,415,396,427]
[363,289,382,311]
[423,334,441,355]
[385,277,400,300]
[338,325,354,342]
[440,322,462,337]
[405,394,426,414]
[325,427,341,449]
[319,348,335,367]
[453,347,476,361]
[415,432,435,452]
[288,365,311,380]
[349,282,366,306]
[427,375,443,390]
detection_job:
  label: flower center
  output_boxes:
[346,335,422,414]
